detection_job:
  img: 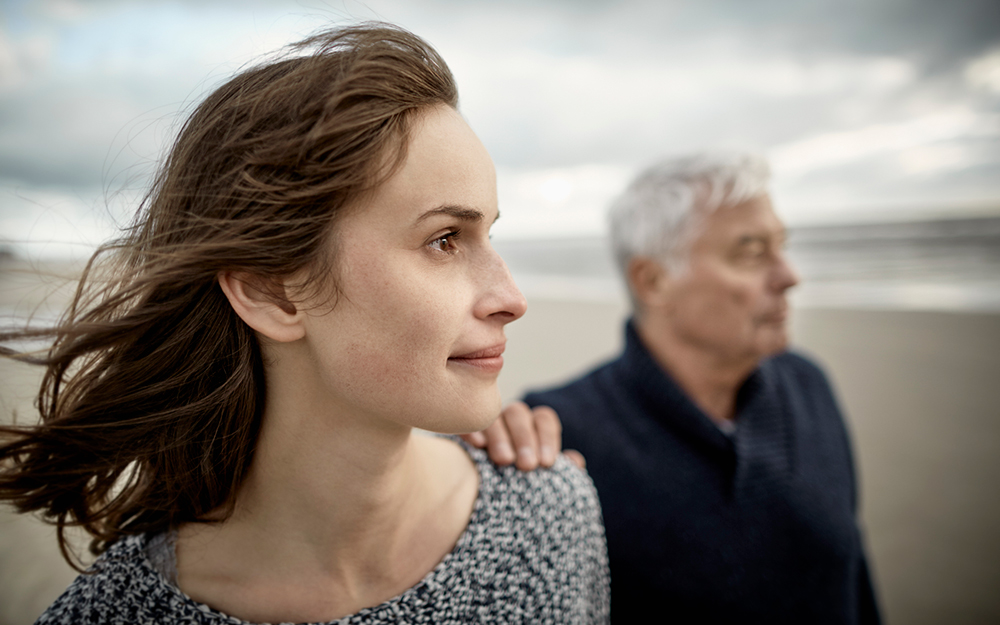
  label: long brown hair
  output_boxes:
[0,23,458,569]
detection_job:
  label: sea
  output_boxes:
[492,215,1000,312]
[2,215,999,317]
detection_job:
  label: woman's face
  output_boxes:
[298,105,526,434]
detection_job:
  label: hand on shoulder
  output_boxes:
[460,401,586,471]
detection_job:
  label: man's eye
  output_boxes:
[429,231,459,252]
[737,245,765,260]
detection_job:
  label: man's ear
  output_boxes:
[627,256,672,311]
[217,271,306,343]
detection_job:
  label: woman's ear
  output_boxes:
[627,256,672,311]
[217,271,306,343]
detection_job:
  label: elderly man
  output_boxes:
[482,153,880,623]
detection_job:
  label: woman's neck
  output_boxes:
[175,353,479,622]
[234,414,426,567]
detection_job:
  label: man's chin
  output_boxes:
[757,328,790,358]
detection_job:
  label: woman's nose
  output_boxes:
[475,249,527,323]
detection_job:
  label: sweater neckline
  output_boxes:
[133,437,491,625]
[615,320,736,451]
[614,320,790,466]
[617,319,795,493]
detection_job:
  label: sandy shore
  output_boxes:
[2,270,999,623]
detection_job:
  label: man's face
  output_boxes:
[663,194,799,364]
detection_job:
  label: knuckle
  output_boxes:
[534,406,561,434]
[484,419,510,444]
[505,407,534,433]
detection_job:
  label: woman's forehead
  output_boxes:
[349,106,498,227]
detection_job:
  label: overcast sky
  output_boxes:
[1,0,998,257]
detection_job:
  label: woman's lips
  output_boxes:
[448,343,506,374]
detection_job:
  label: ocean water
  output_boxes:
[3,217,998,316]
[492,216,1000,311]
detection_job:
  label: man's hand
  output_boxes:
[462,401,585,471]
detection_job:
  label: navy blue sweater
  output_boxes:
[524,322,880,624]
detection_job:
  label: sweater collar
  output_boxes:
[615,319,736,452]
[614,319,791,470]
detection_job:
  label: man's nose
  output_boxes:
[772,251,800,291]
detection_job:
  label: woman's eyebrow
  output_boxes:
[415,205,500,224]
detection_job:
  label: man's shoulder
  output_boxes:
[767,349,833,387]
[764,350,845,419]
[522,357,621,415]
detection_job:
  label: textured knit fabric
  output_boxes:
[35,442,610,625]
[524,321,880,624]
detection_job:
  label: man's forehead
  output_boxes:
[698,195,784,240]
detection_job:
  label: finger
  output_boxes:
[460,431,487,448]
[482,417,516,466]
[563,449,586,470]
[502,402,540,471]
[531,405,561,467]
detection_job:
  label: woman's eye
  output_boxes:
[429,231,459,253]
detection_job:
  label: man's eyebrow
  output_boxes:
[737,229,786,246]
[737,234,768,245]
[415,205,500,224]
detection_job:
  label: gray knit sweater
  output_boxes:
[35,443,610,624]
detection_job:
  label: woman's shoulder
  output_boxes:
[35,535,200,625]
[448,439,610,622]
[453,437,605,551]
[462,439,601,505]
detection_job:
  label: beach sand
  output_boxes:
[2,271,999,623]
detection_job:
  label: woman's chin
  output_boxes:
[418,392,502,436]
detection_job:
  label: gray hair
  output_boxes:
[609,152,771,281]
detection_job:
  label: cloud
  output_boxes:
[494,164,634,238]
[0,81,172,187]
[458,46,932,173]
[769,107,1000,177]
[35,0,94,22]
[0,0,997,248]
[0,27,53,93]
[965,47,1000,92]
